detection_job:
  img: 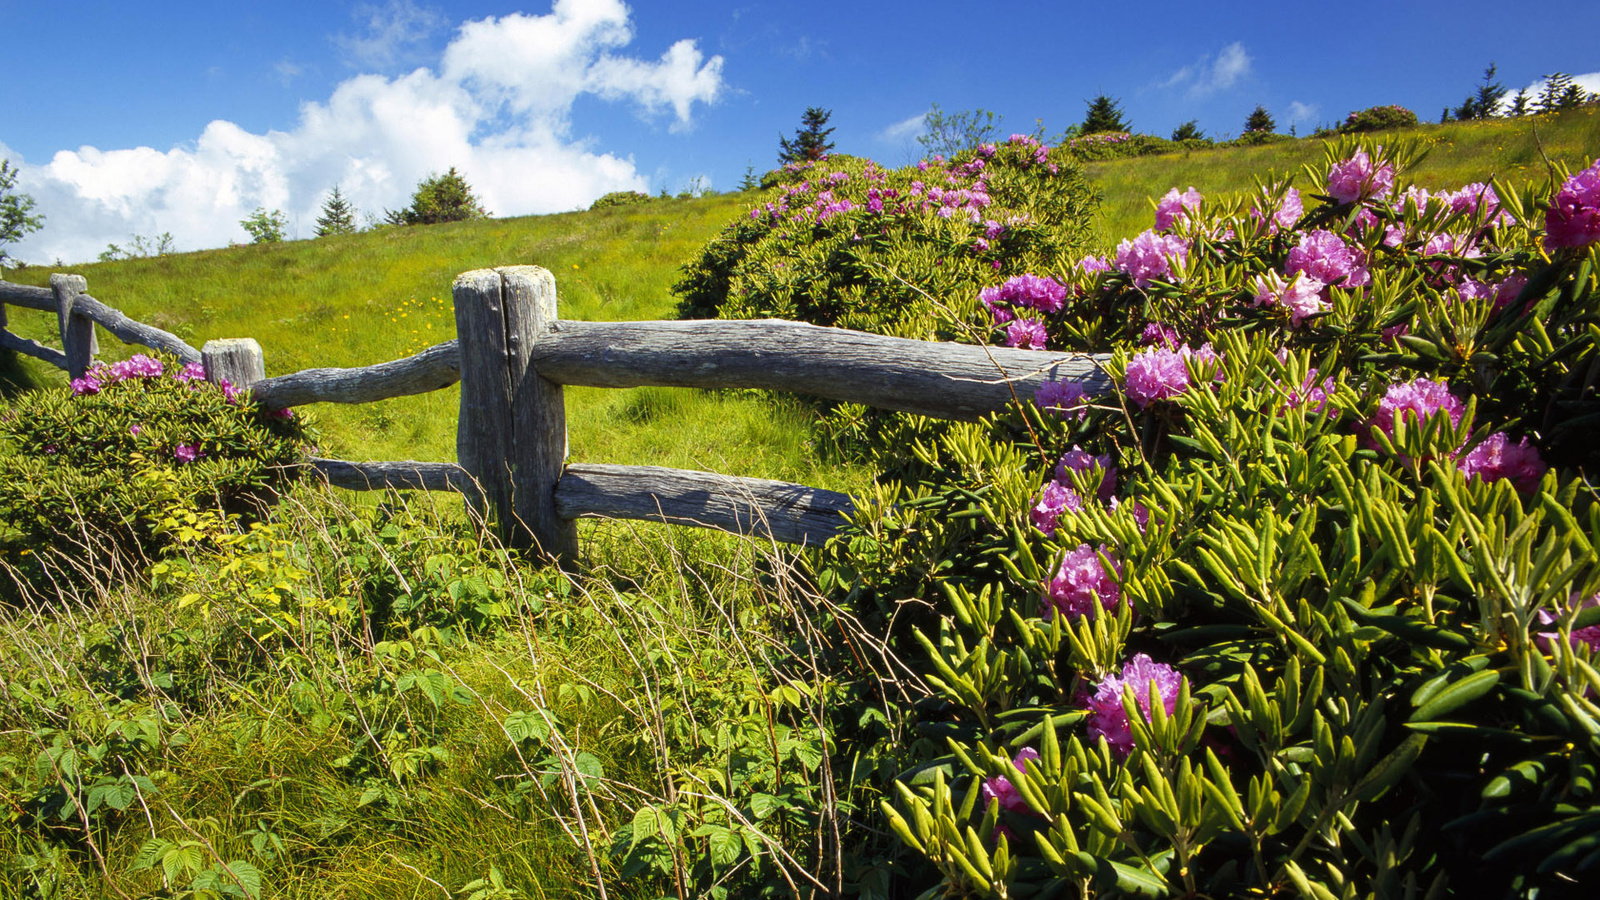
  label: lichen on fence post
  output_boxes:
[453,265,576,561]
[201,338,266,392]
[50,274,97,380]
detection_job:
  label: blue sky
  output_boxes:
[3,0,1596,264]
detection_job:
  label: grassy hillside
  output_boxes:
[1085,106,1600,243]
[3,194,860,494]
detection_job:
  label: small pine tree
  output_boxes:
[1537,73,1590,113]
[1170,120,1204,141]
[738,164,759,191]
[1508,88,1531,117]
[778,107,836,164]
[314,186,358,237]
[1454,63,1507,120]
[385,167,489,226]
[1080,94,1130,134]
[1244,105,1276,134]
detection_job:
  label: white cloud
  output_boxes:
[273,59,306,86]
[8,0,724,264]
[336,0,447,70]
[1286,101,1319,126]
[878,112,926,142]
[1498,70,1600,113]
[1158,42,1252,98]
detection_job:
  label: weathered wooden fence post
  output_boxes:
[50,274,97,379]
[453,265,576,561]
[201,338,266,390]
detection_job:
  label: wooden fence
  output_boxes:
[0,267,1110,560]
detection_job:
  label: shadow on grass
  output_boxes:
[0,350,40,401]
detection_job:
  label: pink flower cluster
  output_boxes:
[980,747,1042,816]
[1042,543,1122,621]
[1033,380,1089,419]
[1115,230,1190,288]
[1031,447,1116,536]
[70,353,167,395]
[1155,186,1202,231]
[1285,229,1370,288]
[1253,272,1328,326]
[1370,378,1546,488]
[980,273,1068,328]
[1123,343,1218,407]
[1326,148,1395,204]
[1086,654,1185,756]
[1545,158,1600,251]
[1251,187,1303,234]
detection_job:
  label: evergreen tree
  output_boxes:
[1537,73,1590,113]
[777,107,836,164]
[738,164,759,191]
[314,186,358,237]
[385,167,489,226]
[1453,63,1507,120]
[0,159,44,267]
[1508,88,1531,117]
[1243,104,1276,133]
[1080,93,1130,134]
[1170,120,1204,141]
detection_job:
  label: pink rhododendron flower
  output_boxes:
[1327,148,1395,204]
[1395,185,1433,214]
[1458,432,1546,492]
[1494,274,1529,312]
[129,424,143,437]
[1034,381,1089,419]
[1124,344,1217,407]
[1139,322,1180,347]
[1286,229,1369,288]
[1544,159,1600,251]
[1155,186,1202,231]
[1055,446,1116,503]
[1371,378,1465,442]
[109,354,164,381]
[1042,544,1122,621]
[69,374,102,396]
[1252,187,1302,234]
[1030,481,1083,536]
[1455,279,1495,304]
[1535,595,1600,653]
[1253,272,1329,326]
[1005,318,1049,349]
[174,444,203,464]
[1447,183,1514,227]
[1086,654,1185,756]
[1284,369,1337,416]
[980,747,1042,816]
[979,273,1070,318]
[174,362,207,384]
[1115,230,1189,288]
[1078,254,1111,274]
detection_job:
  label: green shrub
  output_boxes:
[0,354,307,601]
[1341,103,1421,134]
[674,138,1098,341]
[826,140,1600,896]
[588,190,653,211]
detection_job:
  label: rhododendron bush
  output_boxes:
[813,140,1600,897]
[0,353,307,601]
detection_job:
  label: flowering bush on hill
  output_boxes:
[818,140,1600,896]
[0,353,307,601]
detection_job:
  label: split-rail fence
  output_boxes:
[0,267,1110,561]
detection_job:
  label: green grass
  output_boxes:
[1084,106,1600,244]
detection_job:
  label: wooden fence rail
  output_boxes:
[1,266,1111,560]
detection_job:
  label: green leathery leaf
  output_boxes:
[1411,669,1501,722]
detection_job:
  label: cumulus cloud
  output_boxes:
[336,0,448,70]
[1159,42,1252,98]
[1286,101,1319,128]
[8,0,723,264]
[878,112,927,143]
